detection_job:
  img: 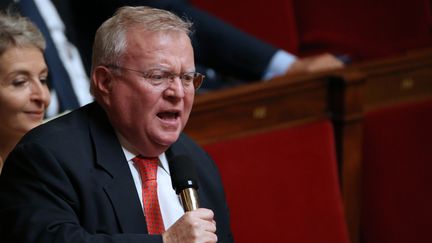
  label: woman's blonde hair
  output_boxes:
[0,11,45,56]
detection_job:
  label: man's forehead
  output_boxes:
[123,30,193,54]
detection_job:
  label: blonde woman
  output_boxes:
[0,12,50,172]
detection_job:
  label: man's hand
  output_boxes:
[162,208,217,243]
[286,53,345,75]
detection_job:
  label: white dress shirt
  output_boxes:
[262,50,298,80]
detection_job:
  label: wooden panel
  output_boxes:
[351,47,432,109]
[185,75,330,144]
[364,64,432,110]
[333,47,432,243]
[328,72,365,243]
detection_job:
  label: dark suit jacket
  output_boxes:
[0,102,233,243]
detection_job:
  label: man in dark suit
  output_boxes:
[0,6,233,243]
[70,0,281,82]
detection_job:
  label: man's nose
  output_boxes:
[166,76,186,98]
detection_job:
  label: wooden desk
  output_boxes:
[185,74,331,144]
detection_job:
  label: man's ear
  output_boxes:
[91,66,114,106]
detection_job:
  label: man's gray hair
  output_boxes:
[91,6,193,71]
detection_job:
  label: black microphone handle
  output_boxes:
[168,154,200,211]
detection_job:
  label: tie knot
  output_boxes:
[133,156,159,181]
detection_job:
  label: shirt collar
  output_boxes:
[116,132,170,175]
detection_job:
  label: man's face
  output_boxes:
[96,30,196,157]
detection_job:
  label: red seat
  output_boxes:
[204,120,350,243]
[362,99,432,243]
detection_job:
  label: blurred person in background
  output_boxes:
[71,0,344,90]
[0,0,92,117]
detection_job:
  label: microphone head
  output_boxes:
[168,155,199,194]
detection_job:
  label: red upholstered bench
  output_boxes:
[204,120,350,243]
[361,99,432,243]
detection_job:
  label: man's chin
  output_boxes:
[154,132,181,147]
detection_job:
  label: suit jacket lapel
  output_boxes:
[88,103,148,234]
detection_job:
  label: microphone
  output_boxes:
[169,155,200,211]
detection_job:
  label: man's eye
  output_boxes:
[148,73,165,80]
[182,74,195,82]
[149,72,171,80]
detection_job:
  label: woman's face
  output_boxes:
[0,46,50,138]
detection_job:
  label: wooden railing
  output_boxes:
[186,73,331,145]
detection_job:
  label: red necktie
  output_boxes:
[132,156,165,234]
